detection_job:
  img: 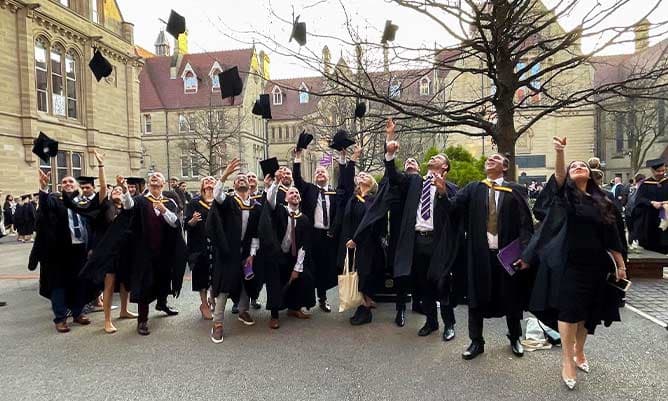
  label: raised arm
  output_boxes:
[293,149,307,192]
[214,158,241,204]
[94,150,107,201]
[553,137,567,189]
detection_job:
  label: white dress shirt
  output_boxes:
[415,175,436,232]
[487,177,504,250]
[313,184,331,230]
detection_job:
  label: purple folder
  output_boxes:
[497,239,521,276]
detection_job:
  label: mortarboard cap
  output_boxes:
[88,50,113,82]
[126,177,146,186]
[32,132,59,160]
[260,157,280,178]
[20,194,31,200]
[166,10,186,40]
[646,158,665,169]
[354,101,367,119]
[252,94,272,119]
[296,130,313,150]
[381,20,399,44]
[77,176,96,186]
[289,15,307,46]
[329,129,356,151]
[219,66,243,99]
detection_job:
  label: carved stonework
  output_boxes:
[516,129,534,153]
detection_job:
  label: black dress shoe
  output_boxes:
[251,300,262,310]
[350,305,372,326]
[509,337,524,357]
[137,321,150,336]
[394,309,406,327]
[231,303,239,314]
[462,342,484,360]
[442,326,456,342]
[155,304,179,316]
[417,322,439,337]
[318,301,332,313]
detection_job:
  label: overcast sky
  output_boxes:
[116,0,668,79]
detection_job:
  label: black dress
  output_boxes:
[559,196,623,324]
[184,197,212,292]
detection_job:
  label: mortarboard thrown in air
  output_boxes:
[252,94,272,119]
[381,20,399,44]
[88,50,113,82]
[166,10,186,40]
[219,66,243,100]
[296,130,313,150]
[260,157,280,178]
[354,101,367,119]
[290,15,307,46]
[329,129,355,151]
[32,132,59,160]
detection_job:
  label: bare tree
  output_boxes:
[229,0,668,178]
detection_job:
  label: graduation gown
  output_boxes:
[446,180,534,317]
[631,176,668,253]
[523,176,624,333]
[185,197,213,292]
[14,203,36,235]
[28,191,94,303]
[206,194,261,300]
[259,203,316,311]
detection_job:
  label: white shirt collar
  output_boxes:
[487,177,504,186]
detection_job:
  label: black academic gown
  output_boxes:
[260,203,316,311]
[632,176,668,253]
[206,194,261,300]
[293,161,354,292]
[14,203,36,235]
[126,195,186,304]
[28,191,94,303]
[184,197,212,292]
[446,180,534,317]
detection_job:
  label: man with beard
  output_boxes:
[383,119,459,340]
[31,171,93,333]
[262,181,316,329]
[273,166,293,206]
[120,172,186,335]
[444,153,534,360]
[292,147,354,312]
[208,160,261,343]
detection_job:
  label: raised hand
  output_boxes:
[263,173,274,188]
[38,169,50,190]
[94,150,105,166]
[386,141,399,155]
[432,172,446,195]
[351,145,362,162]
[221,158,241,181]
[154,201,167,215]
[294,147,303,160]
[346,239,356,249]
[553,136,567,151]
[116,175,125,186]
[386,118,396,142]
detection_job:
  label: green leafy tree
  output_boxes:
[420,145,485,187]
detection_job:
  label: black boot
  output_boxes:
[350,305,372,326]
[462,341,485,360]
[394,306,406,327]
[418,320,439,337]
[156,300,179,316]
[508,335,524,357]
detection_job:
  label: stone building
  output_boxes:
[0,0,143,195]
[139,36,269,189]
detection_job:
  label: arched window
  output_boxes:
[272,86,282,105]
[50,45,66,116]
[182,63,198,94]
[419,77,431,96]
[65,51,78,118]
[35,38,49,112]
[211,70,221,91]
[298,82,309,104]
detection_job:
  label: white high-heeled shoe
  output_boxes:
[574,357,590,373]
[562,375,577,390]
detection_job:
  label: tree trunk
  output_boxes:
[494,110,518,181]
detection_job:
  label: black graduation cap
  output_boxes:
[381,20,399,44]
[77,176,96,186]
[126,177,146,186]
[290,15,307,46]
[88,50,113,82]
[219,66,243,99]
[20,194,31,200]
[354,101,367,119]
[329,129,356,151]
[646,158,665,169]
[260,157,280,178]
[166,10,186,40]
[296,130,313,150]
[32,132,59,160]
[252,94,272,119]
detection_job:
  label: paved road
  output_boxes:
[0,239,666,401]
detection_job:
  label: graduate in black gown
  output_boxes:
[184,176,216,321]
[14,194,36,242]
[30,171,94,333]
[119,172,186,335]
[522,137,627,390]
[208,161,262,343]
[261,179,316,329]
[246,171,264,310]
[444,153,534,360]
[631,158,668,254]
[293,147,354,313]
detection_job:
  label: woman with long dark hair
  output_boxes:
[523,137,626,390]
[3,194,15,234]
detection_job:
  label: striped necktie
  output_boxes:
[420,176,432,220]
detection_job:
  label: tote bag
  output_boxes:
[338,248,363,312]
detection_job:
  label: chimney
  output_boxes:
[322,45,331,76]
[634,19,650,53]
[154,29,170,57]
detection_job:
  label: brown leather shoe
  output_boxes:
[287,309,310,319]
[73,315,91,325]
[269,318,280,329]
[55,321,70,333]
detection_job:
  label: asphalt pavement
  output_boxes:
[0,238,666,401]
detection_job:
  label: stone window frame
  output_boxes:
[209,61,222,92]
[181,63,198,94]
[298,82,309,104]
[272,86,283,105]
[41,150,85,192]
[34,36,81,120]
[419,76,431,96]
[143,114,152,134]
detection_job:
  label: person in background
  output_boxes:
[13,195,36,242]
[3,194,16,235]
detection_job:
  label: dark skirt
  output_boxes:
[357,244,385,297]
[190,242,212,292]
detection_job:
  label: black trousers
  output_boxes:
[468,308,522,343]
[312,228,335,301]
[412,233,455,328]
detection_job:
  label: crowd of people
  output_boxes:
[10,118,668,391]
